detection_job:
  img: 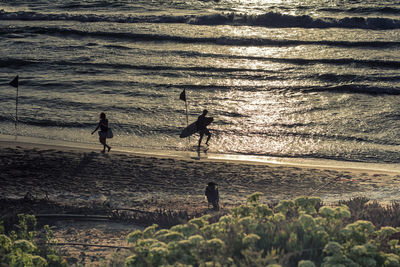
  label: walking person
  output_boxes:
[92,112,111,153]
[196,109,212,149]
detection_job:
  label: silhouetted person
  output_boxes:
[196,109,211,149]
[205,182,219,210]
[92,112,111,153]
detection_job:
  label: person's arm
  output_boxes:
[91,122,100,135]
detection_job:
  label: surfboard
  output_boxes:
[179,117,213,138]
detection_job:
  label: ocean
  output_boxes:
[0,0,399,164]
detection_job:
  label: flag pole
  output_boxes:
[179,89,190,147]
[184,97,189,127]
[9,75,19,136]
[15,82,19,135]
[185,98,190,145]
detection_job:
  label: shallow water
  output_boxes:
[0,0,399,163]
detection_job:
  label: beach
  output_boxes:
[1,137,400,265]
[0,0,399,265]
[2,136,400,210]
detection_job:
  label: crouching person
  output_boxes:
[205,182,219,211]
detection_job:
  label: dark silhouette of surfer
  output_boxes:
[196,109,211,149]
[205,182,219,210]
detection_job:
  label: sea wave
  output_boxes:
[319,6,400,15]
[187,12,400,30]
[2,53,400,74]
[3,26,400,49]
[58,1,125,9]
[217,128,400,147]
[312,73,400,83]
[163,83,400,96]
[303,84,400,95]
[0,115,180,136]
[1,9,399,30]
[0,115,91,128]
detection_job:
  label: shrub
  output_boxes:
[127,230,143,243]
[247,192,264,204]
[298,260,316,267]
[12,239,37,253]
[123,195,400,266]
[0,214,67,267]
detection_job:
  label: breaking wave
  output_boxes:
[1,9,400,30]
[319,6,400,15]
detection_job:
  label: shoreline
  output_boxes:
[1,134,399,175]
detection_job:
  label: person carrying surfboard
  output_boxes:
[196,109,212,149]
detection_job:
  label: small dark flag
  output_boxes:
[9,75,19,88]
[179,89,186,102]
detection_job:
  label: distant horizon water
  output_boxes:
[0,0,399,164]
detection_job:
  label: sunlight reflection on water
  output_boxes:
[0,1,399,163]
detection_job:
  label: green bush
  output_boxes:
[0,214,67,267]
[124,194,400,267]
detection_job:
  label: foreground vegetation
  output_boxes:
[0,214,67,267]
[3,195,400,266]
[124,194,400,267]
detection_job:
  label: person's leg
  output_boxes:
[212,200,219,210]
[198,132,204,149]
[106,141,111,152]
[100,137,106,152]
[205,129,211,145]
[104,137,111,152]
